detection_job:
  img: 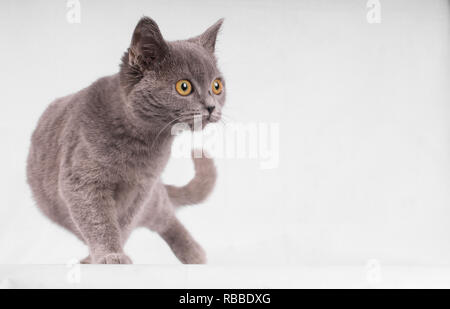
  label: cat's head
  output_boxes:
[119,17,225,130]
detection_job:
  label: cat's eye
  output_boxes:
[212,79,223,95]
[176,80,193,96]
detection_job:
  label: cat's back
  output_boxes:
[26,90,86,229]
[26,76,119,232]
[27,74,122,191]
[27,75,113,178]
[27,91,79,176]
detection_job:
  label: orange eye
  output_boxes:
[176,80,192,96]
[212,79,223,95]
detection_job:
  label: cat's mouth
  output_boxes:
[183,112,220,130]
[208,113,221,123]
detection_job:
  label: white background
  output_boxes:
[0,0,449,271]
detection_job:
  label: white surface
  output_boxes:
[1,265,450,289]
[0,0,449,279]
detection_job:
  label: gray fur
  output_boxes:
[26,17,225,264]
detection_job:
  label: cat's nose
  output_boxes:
[206,106,215,114]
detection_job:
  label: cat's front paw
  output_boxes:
[96,253,132,264]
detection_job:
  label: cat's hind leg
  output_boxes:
[141,186,207,264]
[159,216,207,264]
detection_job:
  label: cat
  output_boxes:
[26,17,225,264]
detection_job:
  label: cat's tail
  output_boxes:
[165,149,217,207]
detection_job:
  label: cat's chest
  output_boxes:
[113,143,171,181]
[118,142,171,178]
[116,167,156,201]
[114,176,155,225]
[108,139,172,214]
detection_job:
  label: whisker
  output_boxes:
[220,112,235,122]
[150,115,192,150]
[149,111,205,150]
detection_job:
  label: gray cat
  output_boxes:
[26,17,225,264]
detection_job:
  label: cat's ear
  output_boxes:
[128,17,169,68]
[191,18,224,54]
